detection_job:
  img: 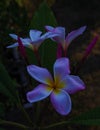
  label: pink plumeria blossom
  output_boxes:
[7,30,58,51]
[45,25,86,56]
[26,58,85,115]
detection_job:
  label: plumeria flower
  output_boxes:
[7,30,59,51]
[26,58,85,115]
[45,25,86,55]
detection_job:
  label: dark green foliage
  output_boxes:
[29,1,57,31]
[69,107,100,125]
[0,62,19,103]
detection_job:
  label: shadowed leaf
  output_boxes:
[0,62,19,103]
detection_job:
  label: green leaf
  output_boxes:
[0,62,19,103]
[43,107,100,129]
[39,39,57,72]
[0,82,13,99]
[70,107,100,125]
[28,1,58,72]
[29,1,57,31]
[26,48,38,65]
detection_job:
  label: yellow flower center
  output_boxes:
[46,76,65,93]
[51,76,65,90]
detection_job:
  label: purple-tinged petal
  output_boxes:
[63,75,85,94]
[52,27,66,43]
[27,65,53,85]
[54,58,70,82]
[9,34,18,40]
[45,25,54,31]
[50,89,71,115]
[45,26,65,43]
[22,38,31,44]
[53,27,65,39]
[29,30,42,41]
[41,32,59,39]
[6,42,18,48]
[21,38,33,49]
[7,39,31,48]
[31,39,43,45]
[66,26,86,45]
[27,84,52,103]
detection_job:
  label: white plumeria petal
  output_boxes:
[54,58,70,82]
[41,32,59,40]
[7,39,31,49]
[6,42,18,48]
[9,34,18,40]
[50,89,71,115]
[31,39,43,48]
[45,25,54,31]
[22,38,31,44]
[27,84,53,103]
[29,30,42,41]
[27,65,53,85]
[45,26,66,43]
[63,75,85,94]
[65,26,86,45]
[54,27,65,40]
[21,38,33,48]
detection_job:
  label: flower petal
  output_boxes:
[9,34,18,40]
[52,27,65,43]
[29,30,42,41]
[45,25,54,31]
[45,26,65,43]
[41,32,59,39]
[27,84,52,103]
[50,89,71,115]
[54,58,70,82]
[22,38,31,44]
[6,42,18,48]
[21,38,33,49]
[64,75,85,94]
[66,26,86,45]
[27,65,53,85]
[54,27,65,39]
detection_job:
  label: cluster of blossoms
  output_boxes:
[7,25,86,115]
